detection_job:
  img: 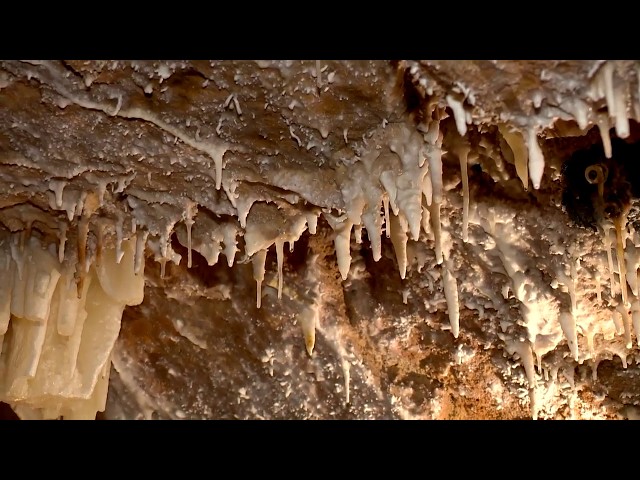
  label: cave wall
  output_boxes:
[1,60,640,419]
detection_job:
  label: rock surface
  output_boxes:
[2,60,640,419]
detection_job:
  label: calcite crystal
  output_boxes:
[1,59,640,420]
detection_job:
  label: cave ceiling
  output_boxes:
[1,59,640,420]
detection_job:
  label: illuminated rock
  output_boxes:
[1,60,640,419]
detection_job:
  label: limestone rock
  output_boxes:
[1,60,639,419]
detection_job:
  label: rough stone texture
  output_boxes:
[2,60,640,419]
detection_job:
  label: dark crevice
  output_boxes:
[238,180,328,212]
[561,123,640,230]
[393,61,424,123]
[0,402,19,420]
[59,60,86,84]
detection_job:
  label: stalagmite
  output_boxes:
[275,239,284,300]
[96,237,145,306]
[389,212,409,279]
[57,221,67,264]
[613,83,630,139]
[446,94,467,136]
[604,225,617,298]
[615,214,629,306]
[2,313,49,397]
[442,260,460,338]
[625,241,640,298]
[530,388,539,421]
[343,360,350,405]
[380,171,399,217]
[56,271,82,337]
[326,216,354,281]
[95,222,104,268]
[612,309,624,335]
[456,144,470,242]
[222,224,238,267]
[424,117,444,264]
[76,217,90,297]
[299,305,317,357]
[632,299,640,346]
[134,230,149,275]
[596,113,613,158]
[159,234,168,279]
[49,179,66,209]
[315,60,322,89]
[252,249,267,308]
[527,127,545,190]
[362,205,383,262]
[305,211,318,235]
[354,224,363,244]
[511,340,536,388]
[498,124,528,190]
[24,239,62,323]
[559,311,579,361]
[567,98,589,130]
[335,225,352,280]
[183,202,197,269]
[430,201,443,265]
[0,229,144,419]
[422,169,432,207]
[22,226,31,253]
[115,213,125,264]
[383,194,390,238]
[0,261,12,335]
[421,204,431,238]
[76,192,100,296]
[617,302,633,349]
[569,256,578,313]
[186,218,193,268]
[602,62,616,117]
[10,236,24,282]
[384,123,424,241]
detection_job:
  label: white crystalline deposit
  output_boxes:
[0,234,145,419]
